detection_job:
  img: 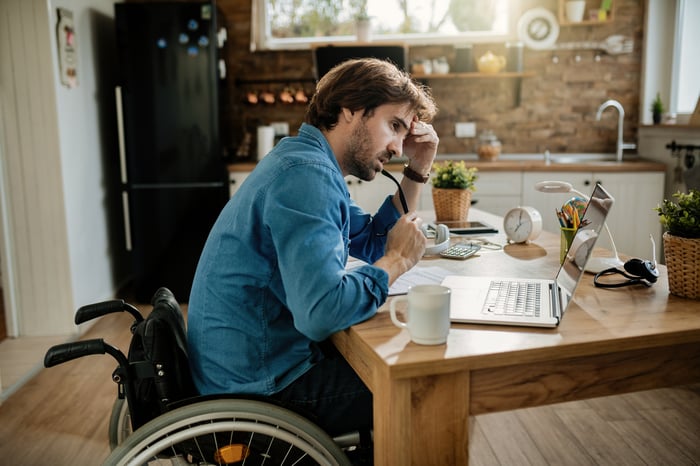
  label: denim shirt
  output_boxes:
[187,123,400,396]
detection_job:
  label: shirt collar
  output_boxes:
[298,123,342,173]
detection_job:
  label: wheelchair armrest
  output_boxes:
[44,338,129,369]
[75,299,143,325]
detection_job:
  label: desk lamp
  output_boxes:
[534,180,623,273]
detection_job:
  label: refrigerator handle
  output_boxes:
[115,86,128,185]
[121,191,133,252]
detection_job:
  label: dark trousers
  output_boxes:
[269,344,373,438]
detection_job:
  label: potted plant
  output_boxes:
[431,161,478,222]
[655,189,700,298]
[354,3,372,42]
[651,92,665,125]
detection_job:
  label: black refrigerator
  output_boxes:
[115,2,228,302]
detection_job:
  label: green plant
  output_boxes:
[431,161,477,190]
[353,0,370,20]
[655,189,700,238]
[651,92,665,114]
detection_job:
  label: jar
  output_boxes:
[477,130,501,161]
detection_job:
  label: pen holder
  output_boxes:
[560,227,576,264]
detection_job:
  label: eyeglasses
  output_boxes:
[375,170,409,237]
[381,169,408,213]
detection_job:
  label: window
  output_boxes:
[672,0,699,114]
[643,0,700,122]
[251,0,514,51]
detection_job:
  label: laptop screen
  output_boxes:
[555,183,615,297]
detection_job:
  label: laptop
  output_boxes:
[443,183,614,328]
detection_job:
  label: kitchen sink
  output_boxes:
[549,153,620,164]
[430,153,638,164]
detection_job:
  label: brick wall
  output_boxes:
[185,0,645,159]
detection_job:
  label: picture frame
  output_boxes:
[56,8,78,88]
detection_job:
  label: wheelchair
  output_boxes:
[44,287,364,465]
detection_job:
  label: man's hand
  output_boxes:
[373,213,426,285]
[402,120,439,173]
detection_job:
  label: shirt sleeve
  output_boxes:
[262,163,392,341]
[347,194,401,263]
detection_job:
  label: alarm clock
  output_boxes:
[503,206,543,243]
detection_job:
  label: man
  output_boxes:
[187,58,438,441]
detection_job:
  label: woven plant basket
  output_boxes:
[432,188,472,222]
[663,231,700,299]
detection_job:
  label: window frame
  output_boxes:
[250,0,519,52]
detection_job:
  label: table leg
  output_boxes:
[373,370,471,466]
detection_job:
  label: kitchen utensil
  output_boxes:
[551,35,634,54]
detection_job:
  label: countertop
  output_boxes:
[228,154,666,173]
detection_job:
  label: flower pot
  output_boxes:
[432,188,472,222]
[663,232,700,299]
[355,18,372,42]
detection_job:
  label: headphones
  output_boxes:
[594,234,660,288]
[421,223,450,255]
[594,258,659,288]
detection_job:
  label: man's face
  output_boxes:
[344,103,414,181]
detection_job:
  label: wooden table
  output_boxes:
[332,209,700,466]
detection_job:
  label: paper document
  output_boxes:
[346,259,453,296]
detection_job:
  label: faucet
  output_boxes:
[596,99,636,162]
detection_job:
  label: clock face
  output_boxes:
[503,207,543,243]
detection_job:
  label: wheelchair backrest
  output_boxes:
[127,287,199,429]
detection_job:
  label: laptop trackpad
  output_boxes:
[442,276,491,320]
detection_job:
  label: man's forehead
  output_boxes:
[376,102,414,124]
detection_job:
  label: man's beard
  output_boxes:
[344,120,390,182]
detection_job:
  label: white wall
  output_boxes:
[49,0,121,313]
[0,0,120,337]
[0,0,74,336]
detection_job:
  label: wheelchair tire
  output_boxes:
[102,398,352,466]
[108,398,132,450]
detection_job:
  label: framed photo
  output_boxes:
[56,8,78,88]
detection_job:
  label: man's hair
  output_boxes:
[305,58,437,131]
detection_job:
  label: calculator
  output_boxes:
[439,243,481,260]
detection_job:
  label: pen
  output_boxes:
[556,209,565,227]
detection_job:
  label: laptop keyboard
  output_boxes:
[482,280,541,316]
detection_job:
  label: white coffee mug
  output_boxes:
[389,285,451,345]
[565,1,586,22]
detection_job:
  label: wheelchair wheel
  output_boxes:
[108,398,132,450]
[103,398,352,466]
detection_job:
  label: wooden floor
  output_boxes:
[0,305,698,465]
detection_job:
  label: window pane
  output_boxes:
[675,0,700,114]
[256,0,511,50]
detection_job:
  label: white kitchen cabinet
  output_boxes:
[350,171,522,219]
[522,171,664,260]
[231,170,412,212]
[229,171,250,197]
[346,171,407,213]
[470,171,522,218]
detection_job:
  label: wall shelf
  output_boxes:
[411,71,535,80]
[558,0,614,26]
[412,71,535,107]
